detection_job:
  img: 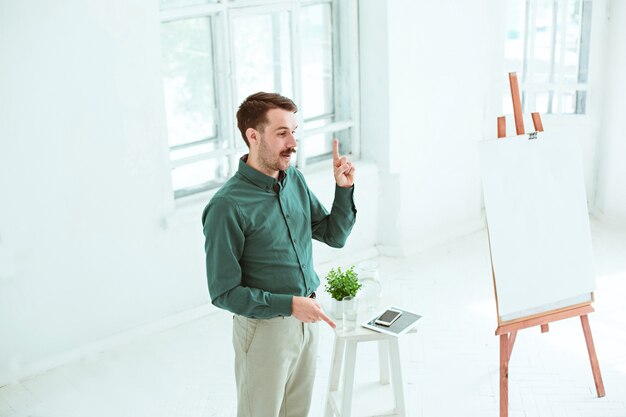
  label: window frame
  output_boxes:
[505,0,593,115]
[159,0,360,200]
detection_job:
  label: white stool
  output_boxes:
[323,324,415,417]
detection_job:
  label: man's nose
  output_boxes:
[287,133,297,147]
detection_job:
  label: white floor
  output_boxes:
[1,224,625,417]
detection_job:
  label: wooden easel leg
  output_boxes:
[509,72,525,135]
[508,331,517,359]
[580,314,606,397]
[531,112,544,132]
[500,334,510,417]
[497,116,506,138]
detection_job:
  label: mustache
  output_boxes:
[281,147,297,155]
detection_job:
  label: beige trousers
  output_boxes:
[233,315,319,417]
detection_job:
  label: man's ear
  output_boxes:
[246,128,260,146]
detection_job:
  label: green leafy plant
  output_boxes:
[324,266,362,301]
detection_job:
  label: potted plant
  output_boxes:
[324,266,363,318]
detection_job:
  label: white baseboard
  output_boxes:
[591,213,626,233]
[0,303,217,387]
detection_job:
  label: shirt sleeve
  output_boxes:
[202,196,293,318]
[309,184,357,248]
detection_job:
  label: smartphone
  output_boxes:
[374,308,402,327]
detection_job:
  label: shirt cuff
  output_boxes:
[334,184,356,214]
[270,293,293,317]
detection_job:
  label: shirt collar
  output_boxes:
[237,154,288,191]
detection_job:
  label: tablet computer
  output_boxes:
[362,306,422,336]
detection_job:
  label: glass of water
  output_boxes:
[342,296,358,331]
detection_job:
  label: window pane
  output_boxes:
[161,17,218,148]
[172,157,230,196]
[560,91,580,114]
[534,91,550,114]
[232,12,293,105]
[562,0,583,84]
[301,4,334,120]
[577,1,592,84]
[160,0,218,10]
[504,0,527,78]
[532,0,557,85]
[170,141,220,162]
[303,128,351,165]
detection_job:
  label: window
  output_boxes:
[504,0,592,115]
[159,0,359,199]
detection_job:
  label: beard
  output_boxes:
[258,135,297,173]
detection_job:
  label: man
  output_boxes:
[202,92,356,417]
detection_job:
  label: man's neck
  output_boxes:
[245,154,279,179]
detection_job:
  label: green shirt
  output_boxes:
[201,156,357,319]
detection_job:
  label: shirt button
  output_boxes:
[285,214,290,218]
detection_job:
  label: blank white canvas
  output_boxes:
[479,132,595,321]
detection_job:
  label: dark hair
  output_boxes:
[236,92,298,147]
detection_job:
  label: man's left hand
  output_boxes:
[292,296,336,328]
[333,138,355,188]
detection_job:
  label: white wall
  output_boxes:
[360,0,505,254]
[0,0,194,383]
[0,0,379,384]
[596,0,626,228]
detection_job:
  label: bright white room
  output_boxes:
[1,0,625,416]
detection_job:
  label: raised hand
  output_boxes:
[292,296,336,328]
[332,138,355,188]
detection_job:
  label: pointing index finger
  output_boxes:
[319,310,336,329]
[332,138,340,165]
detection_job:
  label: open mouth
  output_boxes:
[280,148,296,162]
